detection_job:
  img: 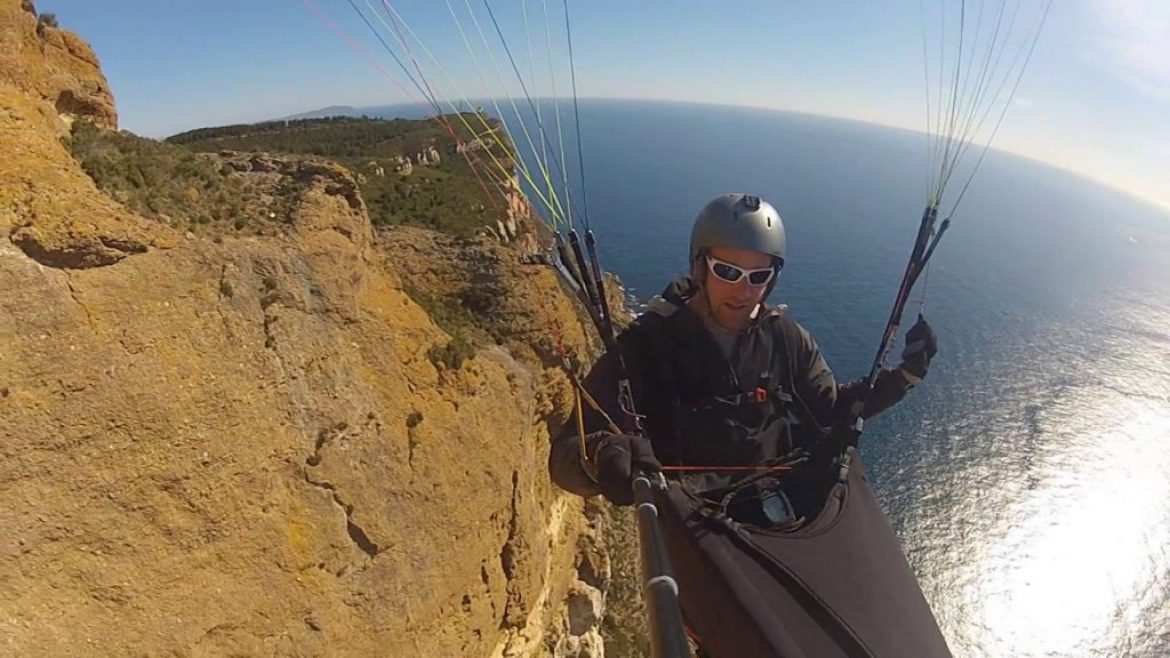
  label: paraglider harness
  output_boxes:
[555,247,865,657]
[554,201,949,657]
[554,231,866,657]
[631,297,847,527]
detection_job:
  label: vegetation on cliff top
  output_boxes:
[169,115,519,236]
[67,115,520,237]
[67,121,276,236]
[167,115,472,158]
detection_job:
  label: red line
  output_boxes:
[660,465,795,473]
[375,0,504,215]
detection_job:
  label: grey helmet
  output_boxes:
[689,193,786,269]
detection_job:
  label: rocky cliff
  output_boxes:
[1,1,116,131]
[0,2,622,656]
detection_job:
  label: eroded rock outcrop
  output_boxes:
[0,0,116,130]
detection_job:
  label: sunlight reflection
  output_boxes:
[966,395,1170,656]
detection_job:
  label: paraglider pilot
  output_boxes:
[548,193,945,657]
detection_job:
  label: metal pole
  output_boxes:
[570,231,690,656]
[633,473,692,658]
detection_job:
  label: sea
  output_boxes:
[379,98,1170,657]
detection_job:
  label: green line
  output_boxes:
[376,0,568,227]
[457,0,570,227]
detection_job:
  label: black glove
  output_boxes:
[589,431,661,506]
[899,314,938,382]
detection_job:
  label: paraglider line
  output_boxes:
[563,0,591,231]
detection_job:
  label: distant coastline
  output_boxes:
[274,97,1170,216]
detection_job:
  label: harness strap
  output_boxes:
[684,385,793,411]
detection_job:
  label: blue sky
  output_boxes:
[39,1,1169,211]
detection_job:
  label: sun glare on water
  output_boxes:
[897,293,1170,657]
[969,398,1170,656]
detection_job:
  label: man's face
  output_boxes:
[697,246,775,331]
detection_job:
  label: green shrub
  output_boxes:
[427,335,474,370]
[402,284,481,338]
[67,121,246,232]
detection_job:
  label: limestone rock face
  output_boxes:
[378,225,605,375]
[0,6,610,654]
[0,141,589,658]
[0,0,117,130]
[394,155,414,176]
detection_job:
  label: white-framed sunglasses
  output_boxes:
[706,255,777,287]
